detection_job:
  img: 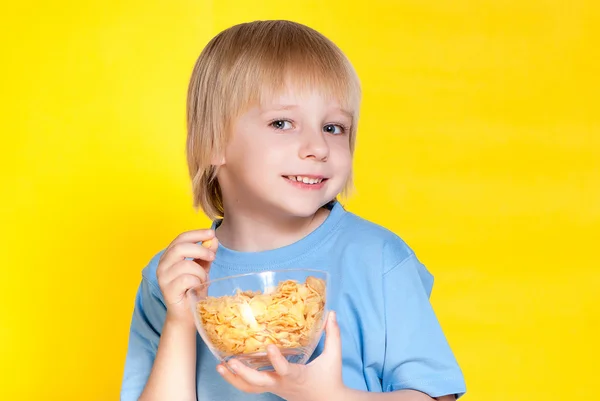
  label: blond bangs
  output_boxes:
[187,20,361,219]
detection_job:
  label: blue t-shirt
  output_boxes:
[121,202,466,400]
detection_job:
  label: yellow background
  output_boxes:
[1,1,598,400]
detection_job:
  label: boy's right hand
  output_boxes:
[156,229,218,328]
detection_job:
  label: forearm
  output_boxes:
[139,318,198,401]
[341,388,450,401]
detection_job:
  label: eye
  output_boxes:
[270,120,293,130]
[323,124,346,135]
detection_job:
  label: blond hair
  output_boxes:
[186,20,361,219]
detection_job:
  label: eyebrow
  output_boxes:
[260,104,354,119]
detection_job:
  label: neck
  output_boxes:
[215,204,331,252]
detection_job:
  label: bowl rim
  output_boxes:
[191,268,330,289]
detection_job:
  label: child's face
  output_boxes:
[218,86,353,218]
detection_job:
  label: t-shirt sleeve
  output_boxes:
[120,278,166,401]
[381,254,466,398]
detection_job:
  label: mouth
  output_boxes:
[282,175,327,185]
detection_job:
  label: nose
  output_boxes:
[298,127,329,162]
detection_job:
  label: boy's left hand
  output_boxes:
[217,311,346,401]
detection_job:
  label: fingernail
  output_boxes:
[217,366,225,375]
[329,311,336,322]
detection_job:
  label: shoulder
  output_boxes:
[332,206,435,295]
[335,207,417,272]
[139,249,167,302]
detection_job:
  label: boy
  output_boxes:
[121,20,466,401]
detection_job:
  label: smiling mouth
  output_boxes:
[283,175,327,185]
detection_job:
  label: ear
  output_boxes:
[211,153,226,166]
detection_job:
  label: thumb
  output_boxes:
[321,310,342,361]
[195,236,219,273]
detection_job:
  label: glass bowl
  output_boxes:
[187,269,329,371]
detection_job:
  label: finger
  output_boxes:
[158,242,215,274]
[321,311,342,360]
[159,259,209,287]
[194,237,219,270]
[217,364,259,394]
[227,359,277,388]
[164,273,203,305]
[171,229,215,246]
[199,236,219,252]
[267,345,293,377]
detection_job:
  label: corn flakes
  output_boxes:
[196,276,326,355]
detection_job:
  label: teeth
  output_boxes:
[287,176,323,184]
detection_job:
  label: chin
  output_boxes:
[274,197,331,218]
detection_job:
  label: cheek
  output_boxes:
[330,141,352,169]
[225,131,259,164]
[226,134,280,174]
